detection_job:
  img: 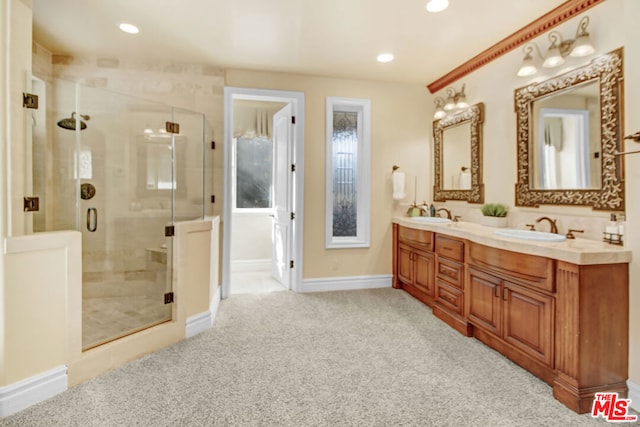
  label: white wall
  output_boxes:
[231,212,272,263]
[1,0,33,388]
[6,0,32,237]
[226,70,431,280]
[427,0,626,237]
[426,0,640,408]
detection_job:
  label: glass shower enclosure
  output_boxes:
[30,78,205,350]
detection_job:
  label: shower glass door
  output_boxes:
[30,78,205,350]
[76,84,175,349]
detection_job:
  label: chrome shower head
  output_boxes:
[57,112,90,130]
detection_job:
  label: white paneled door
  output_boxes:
[271,103,293,289]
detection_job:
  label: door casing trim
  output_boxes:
[222,87,305,298]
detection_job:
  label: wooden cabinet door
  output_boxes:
[503,281,554,366]
[397,244,414,285]
[467,267,502,337]
[414,250,435,297]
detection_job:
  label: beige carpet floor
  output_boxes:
[0,288,624,426]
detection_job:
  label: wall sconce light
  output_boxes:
[517,16,595,77]
[433,84,468,119]
[433,98,446,119]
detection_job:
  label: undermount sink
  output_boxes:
[494,228,566,242]
[409,216,452,224]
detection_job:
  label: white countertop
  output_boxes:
[393,216,631,265]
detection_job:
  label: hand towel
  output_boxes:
[393,171,406,200]
[459,171,471,190]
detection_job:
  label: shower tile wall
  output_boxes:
[32,42,224,218]
[32,42,220,347]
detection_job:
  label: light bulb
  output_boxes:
[542,47,564,68]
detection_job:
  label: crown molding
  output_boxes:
[426,0,607,94]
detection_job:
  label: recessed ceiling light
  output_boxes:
[119,23,140,34]
[426,0,449,13]
[377,53,394,63]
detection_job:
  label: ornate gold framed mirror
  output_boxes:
[433,102,484,203]
[514,48,624,211]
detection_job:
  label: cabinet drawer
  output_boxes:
[435,280,463,316]
[436,257,464,289]
[435,235,464,262]
[399,226,434,251]
[467,243,554,292]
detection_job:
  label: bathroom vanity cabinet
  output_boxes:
[395,227,435,305]
[466,244,555,378]
[392,220,630,414]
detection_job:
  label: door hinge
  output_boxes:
[165,225,175,237]
[164,292,174,304]
[165,121,180,134]
[291,164,296,172]
[211,141,216,150]
[291,116,296,125]
[290,260,294,268]
[23,93,39,109]
[23,196,39,212]
[210,195,215,203]
[290,212,295,220]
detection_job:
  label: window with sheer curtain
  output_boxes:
[325,97,371,248]
[234,136,273,209]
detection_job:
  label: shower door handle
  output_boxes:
[87,208,97,232]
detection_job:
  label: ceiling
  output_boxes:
[32,0,567,87]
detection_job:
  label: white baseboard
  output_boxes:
[210,285,221,327]
[185,311,212,338]
[301,274,393,292]
[185,286,221,338]
[628,380,640,412]
[0,366,67,417]
[231,259,271,273]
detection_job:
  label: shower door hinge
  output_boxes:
[291,116,296,124]
[23,196,39,212]
[211,141,216,150]
[164,292,174,304]
[165,121,180,134]
[23,93,39,109]
[165,225,175,237]
[291,164,296,172]
[210,195,215,203]
[290,260,294,269]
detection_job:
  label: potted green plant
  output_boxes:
[480,203,509,228]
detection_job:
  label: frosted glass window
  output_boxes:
[325,97,370,249]
[332,112,358,237]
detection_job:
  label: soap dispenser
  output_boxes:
[429,204,436,217]
[606,213,619,242]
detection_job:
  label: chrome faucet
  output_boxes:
[437,208,452,219]
[536,216,558,234]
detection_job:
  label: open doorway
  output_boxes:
[222,88,304,299]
